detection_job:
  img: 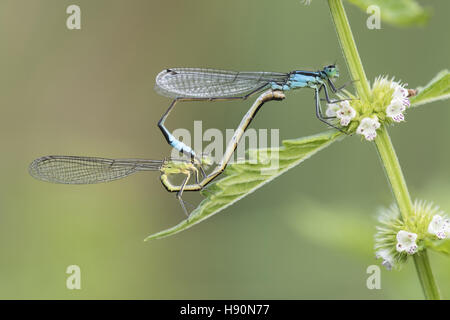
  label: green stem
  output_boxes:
[413,250,441,300]
[328,0,441,300]
[375,126,441,300]
[374,127,413,220]
[327,0,371,100]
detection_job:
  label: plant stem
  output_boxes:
[327,0,371,100]
[413,250,441,300]
[375,126,441,300]
[374,127,413,220]
[328,0,441,300]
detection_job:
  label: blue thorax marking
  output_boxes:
[270,71,323,91]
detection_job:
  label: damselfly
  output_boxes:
[155,65,350,163]
[29,155,211,216]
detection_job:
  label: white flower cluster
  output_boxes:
[325,78,413,142]
[386,82,410,123]
[395,230,418,255]
[355,81,410,141]
[326,100,356,126]
[393,214,449,258]
[375,202,448,270]
[428,214,450,240]
[326,100,382,141]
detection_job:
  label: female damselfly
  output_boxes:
[29,155,212,216]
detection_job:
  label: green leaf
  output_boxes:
[145,130,343,240]
[346,0,429,26]
[425,239,450,257]
[410,70,450,107]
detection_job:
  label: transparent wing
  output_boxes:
[29,155,163,184]
[155,68,289,98]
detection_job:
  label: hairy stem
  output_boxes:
[328,0,441,300]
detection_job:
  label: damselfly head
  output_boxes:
[323,64,339,79]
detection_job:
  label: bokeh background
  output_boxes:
[0,0,448,299]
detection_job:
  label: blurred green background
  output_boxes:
[0,0,448,299]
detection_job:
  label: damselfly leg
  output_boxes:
[176,171,191,217]
[314,87,345,133]
[320,79,359,105]
[328,78,360,93]
[314,80,358,133]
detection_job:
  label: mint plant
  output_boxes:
[146,0,449,299]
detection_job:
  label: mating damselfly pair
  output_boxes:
[30,65,351,217]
